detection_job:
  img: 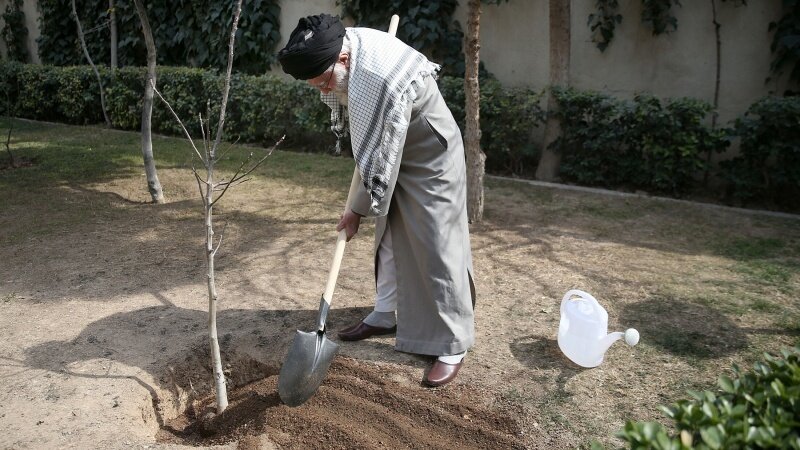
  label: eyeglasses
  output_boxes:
[312,65,336,91]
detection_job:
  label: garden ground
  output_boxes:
[1,119,798,449]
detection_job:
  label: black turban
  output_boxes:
[278,14,346,80]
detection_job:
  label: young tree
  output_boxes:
[70,0,111,127]
[132,0,165,203]
[152,0,283,413]
[535,0,571,182]
[465,0,485,222]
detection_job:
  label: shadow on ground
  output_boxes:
[619,295,750,359]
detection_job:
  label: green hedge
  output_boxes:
[0,62,545,168]
[720,96,800,211]
[439,76,546,176]
[597,347,800,449]
[553,87,727,197]
[4,62,796,209]
[0,62,331,150]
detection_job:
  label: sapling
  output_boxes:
[3,120,14,169]
[152,0,283,413]
[69,0,111,127]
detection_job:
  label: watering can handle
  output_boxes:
[560,289,601,316]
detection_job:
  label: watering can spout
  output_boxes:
[599,331,624,354]
[599,328,640,356]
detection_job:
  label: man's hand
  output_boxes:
[337,209,362,242]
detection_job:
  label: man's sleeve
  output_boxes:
[349,97,413,218]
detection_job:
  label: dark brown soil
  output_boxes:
[158,357,526,449]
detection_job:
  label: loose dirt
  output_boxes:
[158,357,525,449]
[2,129,798,449]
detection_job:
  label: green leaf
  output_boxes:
[719,375,735,393]
[700,426,723,449]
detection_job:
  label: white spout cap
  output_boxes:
[624,328,640,346]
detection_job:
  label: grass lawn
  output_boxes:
[1,118,798,449]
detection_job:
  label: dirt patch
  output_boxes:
[158,357,526,449]
[2,122,799,449]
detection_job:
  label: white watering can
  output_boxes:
[557,290,639,368]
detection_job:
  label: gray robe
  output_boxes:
[349,76,476,356]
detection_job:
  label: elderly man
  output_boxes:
[277,14,475,387]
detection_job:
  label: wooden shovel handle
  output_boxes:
[321,168,360,304]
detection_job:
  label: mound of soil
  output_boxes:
[158,357,526,449]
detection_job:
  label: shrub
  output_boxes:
[719,96,800,210]
[1,62,546,167]
[553,88,726,197]
[439,76,546,177]
[0,62,331,150]
[598,347,800,449]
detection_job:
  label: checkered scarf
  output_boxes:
[321,27,440,214]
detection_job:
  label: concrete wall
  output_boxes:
[2,0,790,122]
[0,0,41,63]
[453,0,786,124]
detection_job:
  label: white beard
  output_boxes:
[333,63,349,106]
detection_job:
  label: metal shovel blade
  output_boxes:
[278,328,339,407]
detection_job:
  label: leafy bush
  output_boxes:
[600,347,800,449]
[0,63,544,165]
[553,88,726,196]
[439,76,546,177]
[0,62,330,149]
[719,96,800,210]
[36,0,281,74]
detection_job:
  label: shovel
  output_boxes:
[278,13,401,408]
[276,166,358,407]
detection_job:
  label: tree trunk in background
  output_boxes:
[705,0,721,184]
[535,0,571,182]
[109,0,118,69]
[133,0,165,203]
[70,0,111,127]
[465,0,485,223]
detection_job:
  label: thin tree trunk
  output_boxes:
[465,0,485,223]
[109,0,118,69]
[705,0,722,184]
[70,0,111,127]
[204,146,227,412]
[133,0,165,203]
[535,0,571,182]
[4,124,15,168]
[206,0,243,414]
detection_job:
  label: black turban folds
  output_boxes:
[278,14,346,80]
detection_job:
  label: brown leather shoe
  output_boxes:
[423,360,463,387]
[337,321,397,341]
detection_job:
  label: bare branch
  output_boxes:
[210,154,252,207]
[215,136,242,163]
[210,135,284,207]
[211,221,229,256]
[210,0,243,158]
[151,81,205,163]
[192,166,208,205]
[199,112,209,163]
[4,121,15,168]
[228,135,285,183]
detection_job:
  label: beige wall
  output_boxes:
[455,0,785,124]
[0,0,41,63]
[4,0,790,122]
